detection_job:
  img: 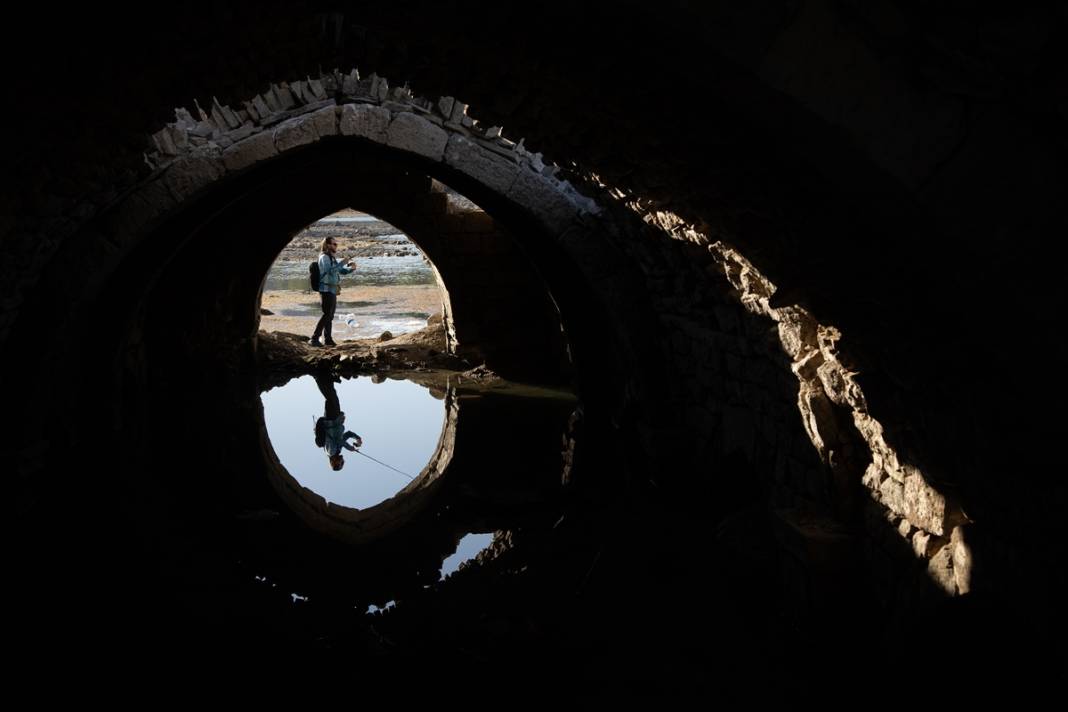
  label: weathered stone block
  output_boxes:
[816,360,851,406]
[274,82,297,110]
[225,123,257,144]
[222,131,278,172]
[311,104,338,137]
[162,155,225,202]
[882,451,907,483]
[861,461,884,491]
[528,152,545,174]
[898,518,913,539]
[915,531,949,559]
[387,111,448,161]
[926,543,957,595]
[252,94,271,121]
[307,76,326,100]
[152,127,177,156]
[339,104,390,142]
[449,100,468,123]
[507,169,578,235]
[951,525,972,594]
[878,475,905,515]
[242,100,261,123]
[904,471,947,535]
[270,104,334,153]
[264,86,282,112]
[444,134,518,194]
[342,72,359,96]
[791,348,824,380]
[273,114,319,152]
[910,529,928,557]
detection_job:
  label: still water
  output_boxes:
[261,374,446,509]
[264,252,436,290]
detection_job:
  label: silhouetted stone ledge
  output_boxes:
[257,320,480,393]
[259,321,458,370]
[257,325,565,404]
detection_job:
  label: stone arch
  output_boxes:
[6,0,1061,675]
[14,68,966,607]
[37,73,660,406]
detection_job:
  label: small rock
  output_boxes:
[260,308,274,315]
[378,331,393,341]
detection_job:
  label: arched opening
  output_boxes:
[8,1,1062,680]
[11,76,964,669]
[258,208,447,344]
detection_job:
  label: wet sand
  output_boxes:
[259,284,443,341]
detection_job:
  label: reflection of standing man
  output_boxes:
[309,237,356,347]
[313,374,362,471]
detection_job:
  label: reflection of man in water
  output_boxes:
[313,374,362,471]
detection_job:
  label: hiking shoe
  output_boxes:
[323,338,337,347]
[308,338,323,347]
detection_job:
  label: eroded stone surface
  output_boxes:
[273,105,337,152]
[508,168,579,235]
[162,154,225,202]
[386,111,448,161]
[340,104,390,142]
[223,131,278,172]
[445,134,519,194]
[904,471,947,536]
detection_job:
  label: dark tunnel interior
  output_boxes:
[3,0,1066,693]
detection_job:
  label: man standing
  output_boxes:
[310,236,356,347]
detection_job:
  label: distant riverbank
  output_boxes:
[259,212,442,341]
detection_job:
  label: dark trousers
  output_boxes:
[313,290,337,340]
[314,373,342,417]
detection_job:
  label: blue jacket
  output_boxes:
[321,412,361,457]
[318,253,354,294]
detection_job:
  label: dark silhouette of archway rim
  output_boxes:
[3,2,1063,688]
[16,68,970,614]
[128,71,972,593]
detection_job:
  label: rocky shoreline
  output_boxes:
[257,327,575,407]
[257,323,515,395]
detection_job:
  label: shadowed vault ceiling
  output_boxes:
[2,0,1065,692]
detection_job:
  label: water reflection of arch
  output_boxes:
[258,378,459,546]
[253,372,575,558]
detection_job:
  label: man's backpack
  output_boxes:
[314,416,326,447]
[310,254,337,291]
